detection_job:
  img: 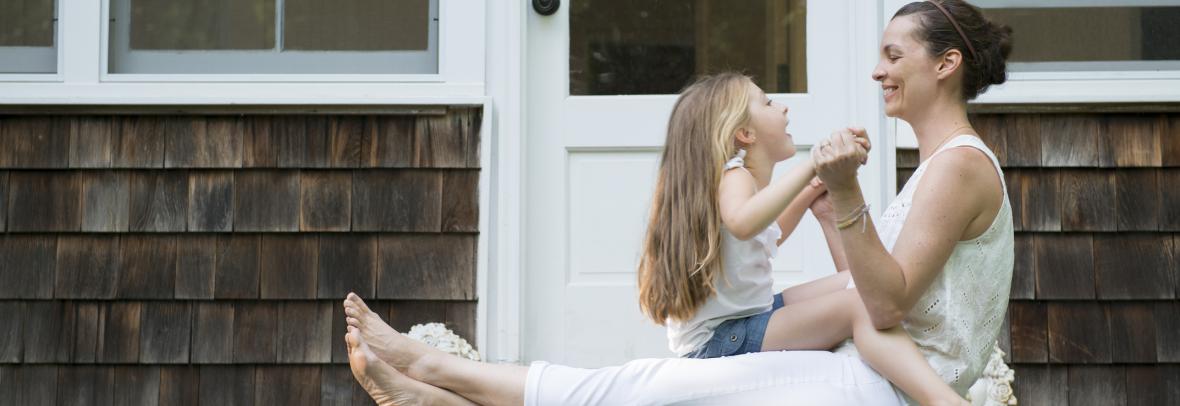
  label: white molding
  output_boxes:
[482,0,526,365]
[0,83,486,104]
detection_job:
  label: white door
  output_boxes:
[523,0,887,367]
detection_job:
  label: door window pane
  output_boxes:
[0,0,57,73]
[570,0,806,95]
[108,0,438,74]
[982,6,1180,71]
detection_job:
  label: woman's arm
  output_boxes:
[815,130,995,328]
[718,160,816,240]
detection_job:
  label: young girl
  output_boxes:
[637,73,968,405]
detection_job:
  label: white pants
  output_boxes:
[524,351,907,406]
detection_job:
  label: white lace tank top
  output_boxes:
[665,160,782,356]
[836,135,1015,399]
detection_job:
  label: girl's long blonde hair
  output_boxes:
[638,73,753,325]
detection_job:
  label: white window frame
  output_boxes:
[886,0,1180,148]
[0,0,486,103]
[102,0,440,80]
[0,0,63,81]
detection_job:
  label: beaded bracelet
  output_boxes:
[836,203,871,232]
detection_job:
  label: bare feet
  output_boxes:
[343,292,445,379]
[346,327,477,406]
[346,327,426,406]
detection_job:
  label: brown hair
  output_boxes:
[894,0,1013,100]
[638,73,752,325]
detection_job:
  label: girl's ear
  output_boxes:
[734,127,756,146]
[936,49,963,80]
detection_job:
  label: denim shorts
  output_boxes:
[684,292,785,359]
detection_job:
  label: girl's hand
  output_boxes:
[809,191,836,223]
[813,128,868,191]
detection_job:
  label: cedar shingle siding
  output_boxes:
[0,107,481,405]
[899,112,1180,405]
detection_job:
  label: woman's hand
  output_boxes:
[813,127,869,191]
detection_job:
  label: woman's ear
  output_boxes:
[936,49,963,80]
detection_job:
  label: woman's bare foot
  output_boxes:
[346,327,476,406]
[343,292,446,378]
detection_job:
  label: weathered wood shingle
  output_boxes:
[140,302,192,364]
[235,170,299,231]
[260,234,319,299]
[166,116,243,168]
[301,171,352,231]
[0,116,70,168]
[377,234,475,300]
[1094,233,1173,299]
[176,235,217,299]
[118,235,178,299]
[56,235,119,299]
[22,301,75,363]
[70,116,116,168]
[1035,234,1095,299]
[80,171,130,232]
[318,234,376,299]
[114,116,166,168]
[0,235,57,298]
[353,170,441,231]
[8,171,80,232]
[1048,302,1111,363]
[187,171,234,232]
[129,171,189,232]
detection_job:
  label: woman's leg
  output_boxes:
[761,289,967,406]
[344,293,528,406]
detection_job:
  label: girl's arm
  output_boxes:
[718,160,816,241]
[774,181,825,246]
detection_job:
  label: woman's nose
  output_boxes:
[872,68,886,82]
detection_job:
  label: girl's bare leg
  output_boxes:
[344,293,528,406]
[761,289,968,406]
[345,327,478,406]
[780,270,851,305]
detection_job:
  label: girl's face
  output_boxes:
[744,82,795,161]
[873,15,942,119]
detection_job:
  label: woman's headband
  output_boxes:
[926,0,978,60]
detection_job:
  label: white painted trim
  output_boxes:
[482,0,526,366]
[0,83,486,104]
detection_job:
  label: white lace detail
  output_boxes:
[836,135,1015,401]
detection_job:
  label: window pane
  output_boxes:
[285,0,429,51]
[108,0,438,74]
[0,0,56,73]
[983,7,1180,71]
[129,0,275,50]
[570,0,806,95]
[0,0,54,46]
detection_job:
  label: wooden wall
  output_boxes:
[0,107,482,405]
[899,112,1179,405]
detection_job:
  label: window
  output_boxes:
[569,0,806,95]
[107,0,438,74]
[977,1,1180,72]
[0,0,58,73]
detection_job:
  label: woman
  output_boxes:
[341,1,1014,404]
